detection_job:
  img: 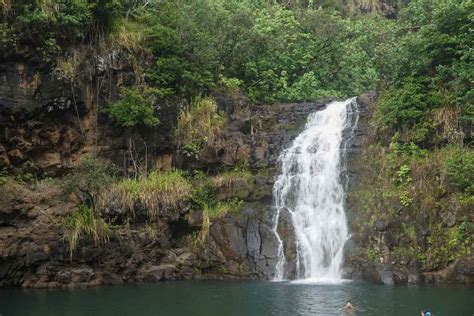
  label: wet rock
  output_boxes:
[382,232,397,248]
[35,152,62,169]
[379,268,394,285]
[33,280,49,289]
[184,209,203,228]
[360,264,383,284]
[260,224,279,259]
[26,246,49,264]
[42,129,61,145]
[246,220,261,259]
[102,273,124,285]
[140,264,177,282]
[251,175,273,201]
[215,177,252,200]
[440,211,457,227]
[408,272,423,284]
[70,267,94,283]
[392,270,408,284]
[277,207,297,279]
[224,223,247,258]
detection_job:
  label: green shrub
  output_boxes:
[444,147,474,194]
[191,170,243,220]
[376,80,437,130]
[0,22,16,56]
[191,171,216,210]
[64,156,118,210]
[399,190,413,207]
[366,247,378,263]
[426,221,471,270]
[396,164,411,184]
[174,97,226,157]
[106,87,161,128]
[10,1,94,61]
[62,204,111,257]
[144,0,388,102]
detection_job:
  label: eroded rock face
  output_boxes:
[0,61,86,174]
[0,89,329,287]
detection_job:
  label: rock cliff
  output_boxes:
[0,58,329,288]
[1,56,472,288]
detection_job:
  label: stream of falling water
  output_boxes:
[272,98,359,282]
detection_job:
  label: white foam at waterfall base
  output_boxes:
[272,98,358,283]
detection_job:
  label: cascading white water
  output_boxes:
[272,98,358,281]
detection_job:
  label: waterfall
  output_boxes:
[272,98,359,281]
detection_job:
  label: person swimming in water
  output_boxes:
[343,300,354,313]
[421,310,431,316]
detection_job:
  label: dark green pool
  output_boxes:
[1,280,472,315]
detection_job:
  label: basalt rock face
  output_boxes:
[0,62,329,289]
[198,101,330,280]
[0,53,177,177]
[0,61,84,173]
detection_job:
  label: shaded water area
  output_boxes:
[1,280,472,316]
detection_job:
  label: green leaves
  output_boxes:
[375,0,473,144]
[444,147,474,195]
[143,1,388,102]
[9,1,94,61]
[106,87,161,128]
[376,79,435,130]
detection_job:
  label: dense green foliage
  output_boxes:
[4,0,471,110]
[145,1,389,102]
[349,142,472,271]
[2,0,398,102]
[375,0,473,145]
[347,1,473,269]
[1,0,94,60]
[106,87,161,127]
[191,170,245,220]
[445,147,474,195]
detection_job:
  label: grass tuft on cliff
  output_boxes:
[62,204,112,257]
[110,170,193,218]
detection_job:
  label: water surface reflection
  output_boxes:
[1,280,472,316]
